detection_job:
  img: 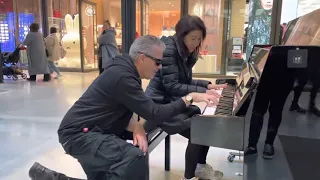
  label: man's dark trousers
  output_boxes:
[62,127,148,180]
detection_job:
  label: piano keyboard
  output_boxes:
[203,84,236,116]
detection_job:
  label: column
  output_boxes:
[121,0,136,54]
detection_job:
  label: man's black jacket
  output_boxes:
[145,35,211,104]
[58,54,186,143]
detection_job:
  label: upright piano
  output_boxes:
[190,44,320,156]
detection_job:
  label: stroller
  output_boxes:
[2,44,27,81]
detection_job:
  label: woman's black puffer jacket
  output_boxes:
[145,35,211,104]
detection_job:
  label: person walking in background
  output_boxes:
[98,20,119,74]
[22,23,51,81]
[45,27,62,79]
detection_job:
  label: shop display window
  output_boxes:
[0,12,15,52]
[17,0,42,36]
[189,0,223,74]
[147,0,180,38]
[0,0,41,53]
[48,0,81,69]
[101,0,122,48]
[245,0,273,58]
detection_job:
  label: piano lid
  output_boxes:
[285,9,320,46]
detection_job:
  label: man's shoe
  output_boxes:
[244,146,257,156]
[195,163,223,180]
[289,103,306,113]
[29,162,57,180]
[263,144,275,159]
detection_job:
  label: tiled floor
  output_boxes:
[0,72,243,180]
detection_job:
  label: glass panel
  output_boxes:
[16,0,42,42]
[148,0,181,38]
[144,1,149,35]
[188,0,223,74]
[226,0,247,76]
[81,2,97,70]
[100,0,122,53]
[48,0,81,69]
[0,0,15,53]
[136,0,141,37]
[245,0,273,59]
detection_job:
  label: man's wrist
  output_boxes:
[182,96,191,106]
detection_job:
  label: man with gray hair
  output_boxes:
[28,35,219,180]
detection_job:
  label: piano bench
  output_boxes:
[124,127,170,180]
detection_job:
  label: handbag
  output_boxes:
[43,38,49,57]
[45,49,49,57]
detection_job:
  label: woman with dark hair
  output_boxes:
[144,15,225,180]
[22,23,51,81]
[45,26,62,79]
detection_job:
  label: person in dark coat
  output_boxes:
[144,15,226,180]
[22,23,51,81]
[98,20,119,74]
[27,35,219,180]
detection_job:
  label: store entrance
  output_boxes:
[80,0,98,71]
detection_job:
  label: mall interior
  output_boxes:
[0,0,320,180]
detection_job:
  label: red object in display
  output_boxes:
[232,53,242,59]
[53,10,62,18]
[0,0,13,12]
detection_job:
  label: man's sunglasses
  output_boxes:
[142,53,162,66]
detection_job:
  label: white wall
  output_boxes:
[280,0,298,24]
[297,0,320,17]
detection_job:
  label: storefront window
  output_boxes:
[101,0,122,53]
[136,0,141,36]
[48,0,81,69]
[81,1,98,70]
[0,0,42,53]
[226,0,247,76]
[245,0,273,58]
[0,0,15,52]
[148,0,180,38]
[17,0,42,40]
[189,0,224,74]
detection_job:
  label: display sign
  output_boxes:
[245,0,274,59]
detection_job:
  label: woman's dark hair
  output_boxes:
[50,27,57,34]
[175,15,206,58]
[29,23,39,32]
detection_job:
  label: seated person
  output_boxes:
[28,35,219,180]
[144,15,226,180]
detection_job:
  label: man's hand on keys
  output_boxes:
[189,92,219,106]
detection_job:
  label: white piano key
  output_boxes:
[203,106,217,115]
[215,89,223,95]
